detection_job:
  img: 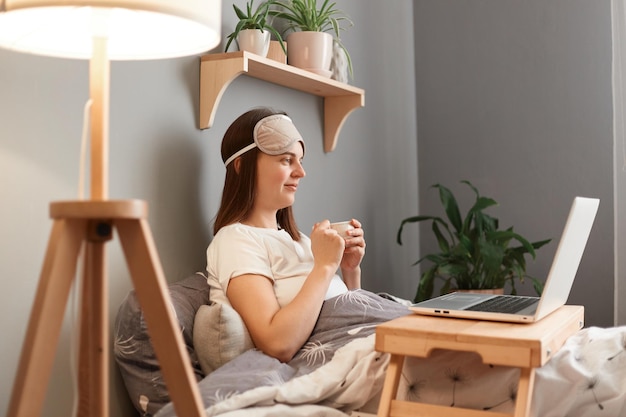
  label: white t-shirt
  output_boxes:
[206,223,348,307]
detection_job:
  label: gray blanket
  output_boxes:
[155,290,410,416]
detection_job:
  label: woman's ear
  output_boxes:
[234,157,241,174]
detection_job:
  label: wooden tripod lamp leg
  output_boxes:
[77,220,113,417]
[7,218,86,417]
[116,218,205,417]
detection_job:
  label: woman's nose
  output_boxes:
[294,161,306,177]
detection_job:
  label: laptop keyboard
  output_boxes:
[465,295,539,314]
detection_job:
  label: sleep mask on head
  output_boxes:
[224,114,305,167]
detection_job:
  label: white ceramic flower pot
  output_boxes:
[237,29,271,57]
[286,31,333,77]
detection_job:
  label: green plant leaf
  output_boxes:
[233,3,248,20]
[529,276,545,295]
[432,221,452,253]
[531,238,552,250]
[479,239,506,274]
[434,184,462,233]
[415,268,436,303]
[396,215,441,245]
[440,278,453,296]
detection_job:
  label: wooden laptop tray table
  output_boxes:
[375,305,584,417]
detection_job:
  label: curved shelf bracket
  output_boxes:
[324,94,365,152]
[198,52,365,153]
[199,55,247,129]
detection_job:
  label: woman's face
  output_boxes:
[254,142,306,212]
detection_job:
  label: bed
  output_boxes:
[114,273,626,417]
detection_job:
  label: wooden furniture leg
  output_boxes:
[116,217,205,417]
[513,368,536,417]
[377,354,404,417]
[6,219,85,417]
[77,222,112,417]
[7,201,205,417]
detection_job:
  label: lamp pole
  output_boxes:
[90,35,109,200]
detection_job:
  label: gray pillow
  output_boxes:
[193,301,255,374]
[113,273,209,417]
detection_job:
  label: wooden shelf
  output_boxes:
[199,51,365,153]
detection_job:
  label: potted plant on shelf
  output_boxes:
[269,0,353,79]
[397,181,552,303]
[225,0,287,58]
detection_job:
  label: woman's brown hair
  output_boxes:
[213,107,301,241]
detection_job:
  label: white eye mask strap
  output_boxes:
[224,143,256,167]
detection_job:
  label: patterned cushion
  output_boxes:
[113,273,209,416]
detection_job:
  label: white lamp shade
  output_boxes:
[0,0,222,59]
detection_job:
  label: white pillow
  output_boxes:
[193,301,254,374]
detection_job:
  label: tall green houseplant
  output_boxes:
[397,181,552,303]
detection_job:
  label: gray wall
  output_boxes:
[0,1,418,416]
[413,0,616,326]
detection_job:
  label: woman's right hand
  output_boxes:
[310,220,344,270]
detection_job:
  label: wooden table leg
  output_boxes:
[513,367,536,417]
[377,354,405,417]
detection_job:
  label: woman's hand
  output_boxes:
[310,220,345,271]
[339,219,365,289]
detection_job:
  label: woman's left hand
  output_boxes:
[340,219,366,271]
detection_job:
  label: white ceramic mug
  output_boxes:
[330,221,354,238]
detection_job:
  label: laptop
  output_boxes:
[409,196,599,323]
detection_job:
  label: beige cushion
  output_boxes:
[193,301,254,374]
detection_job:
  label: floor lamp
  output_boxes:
[0,3,220,417]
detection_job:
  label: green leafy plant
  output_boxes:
[397,181,552,303]
[225,0,287,55]
[269,0,354,77]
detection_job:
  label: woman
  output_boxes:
[206,107,366,363]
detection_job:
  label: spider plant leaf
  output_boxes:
[263,26,288,54]
[233,3,248,20]
[226,20,249,52]
[225,35,235,52]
